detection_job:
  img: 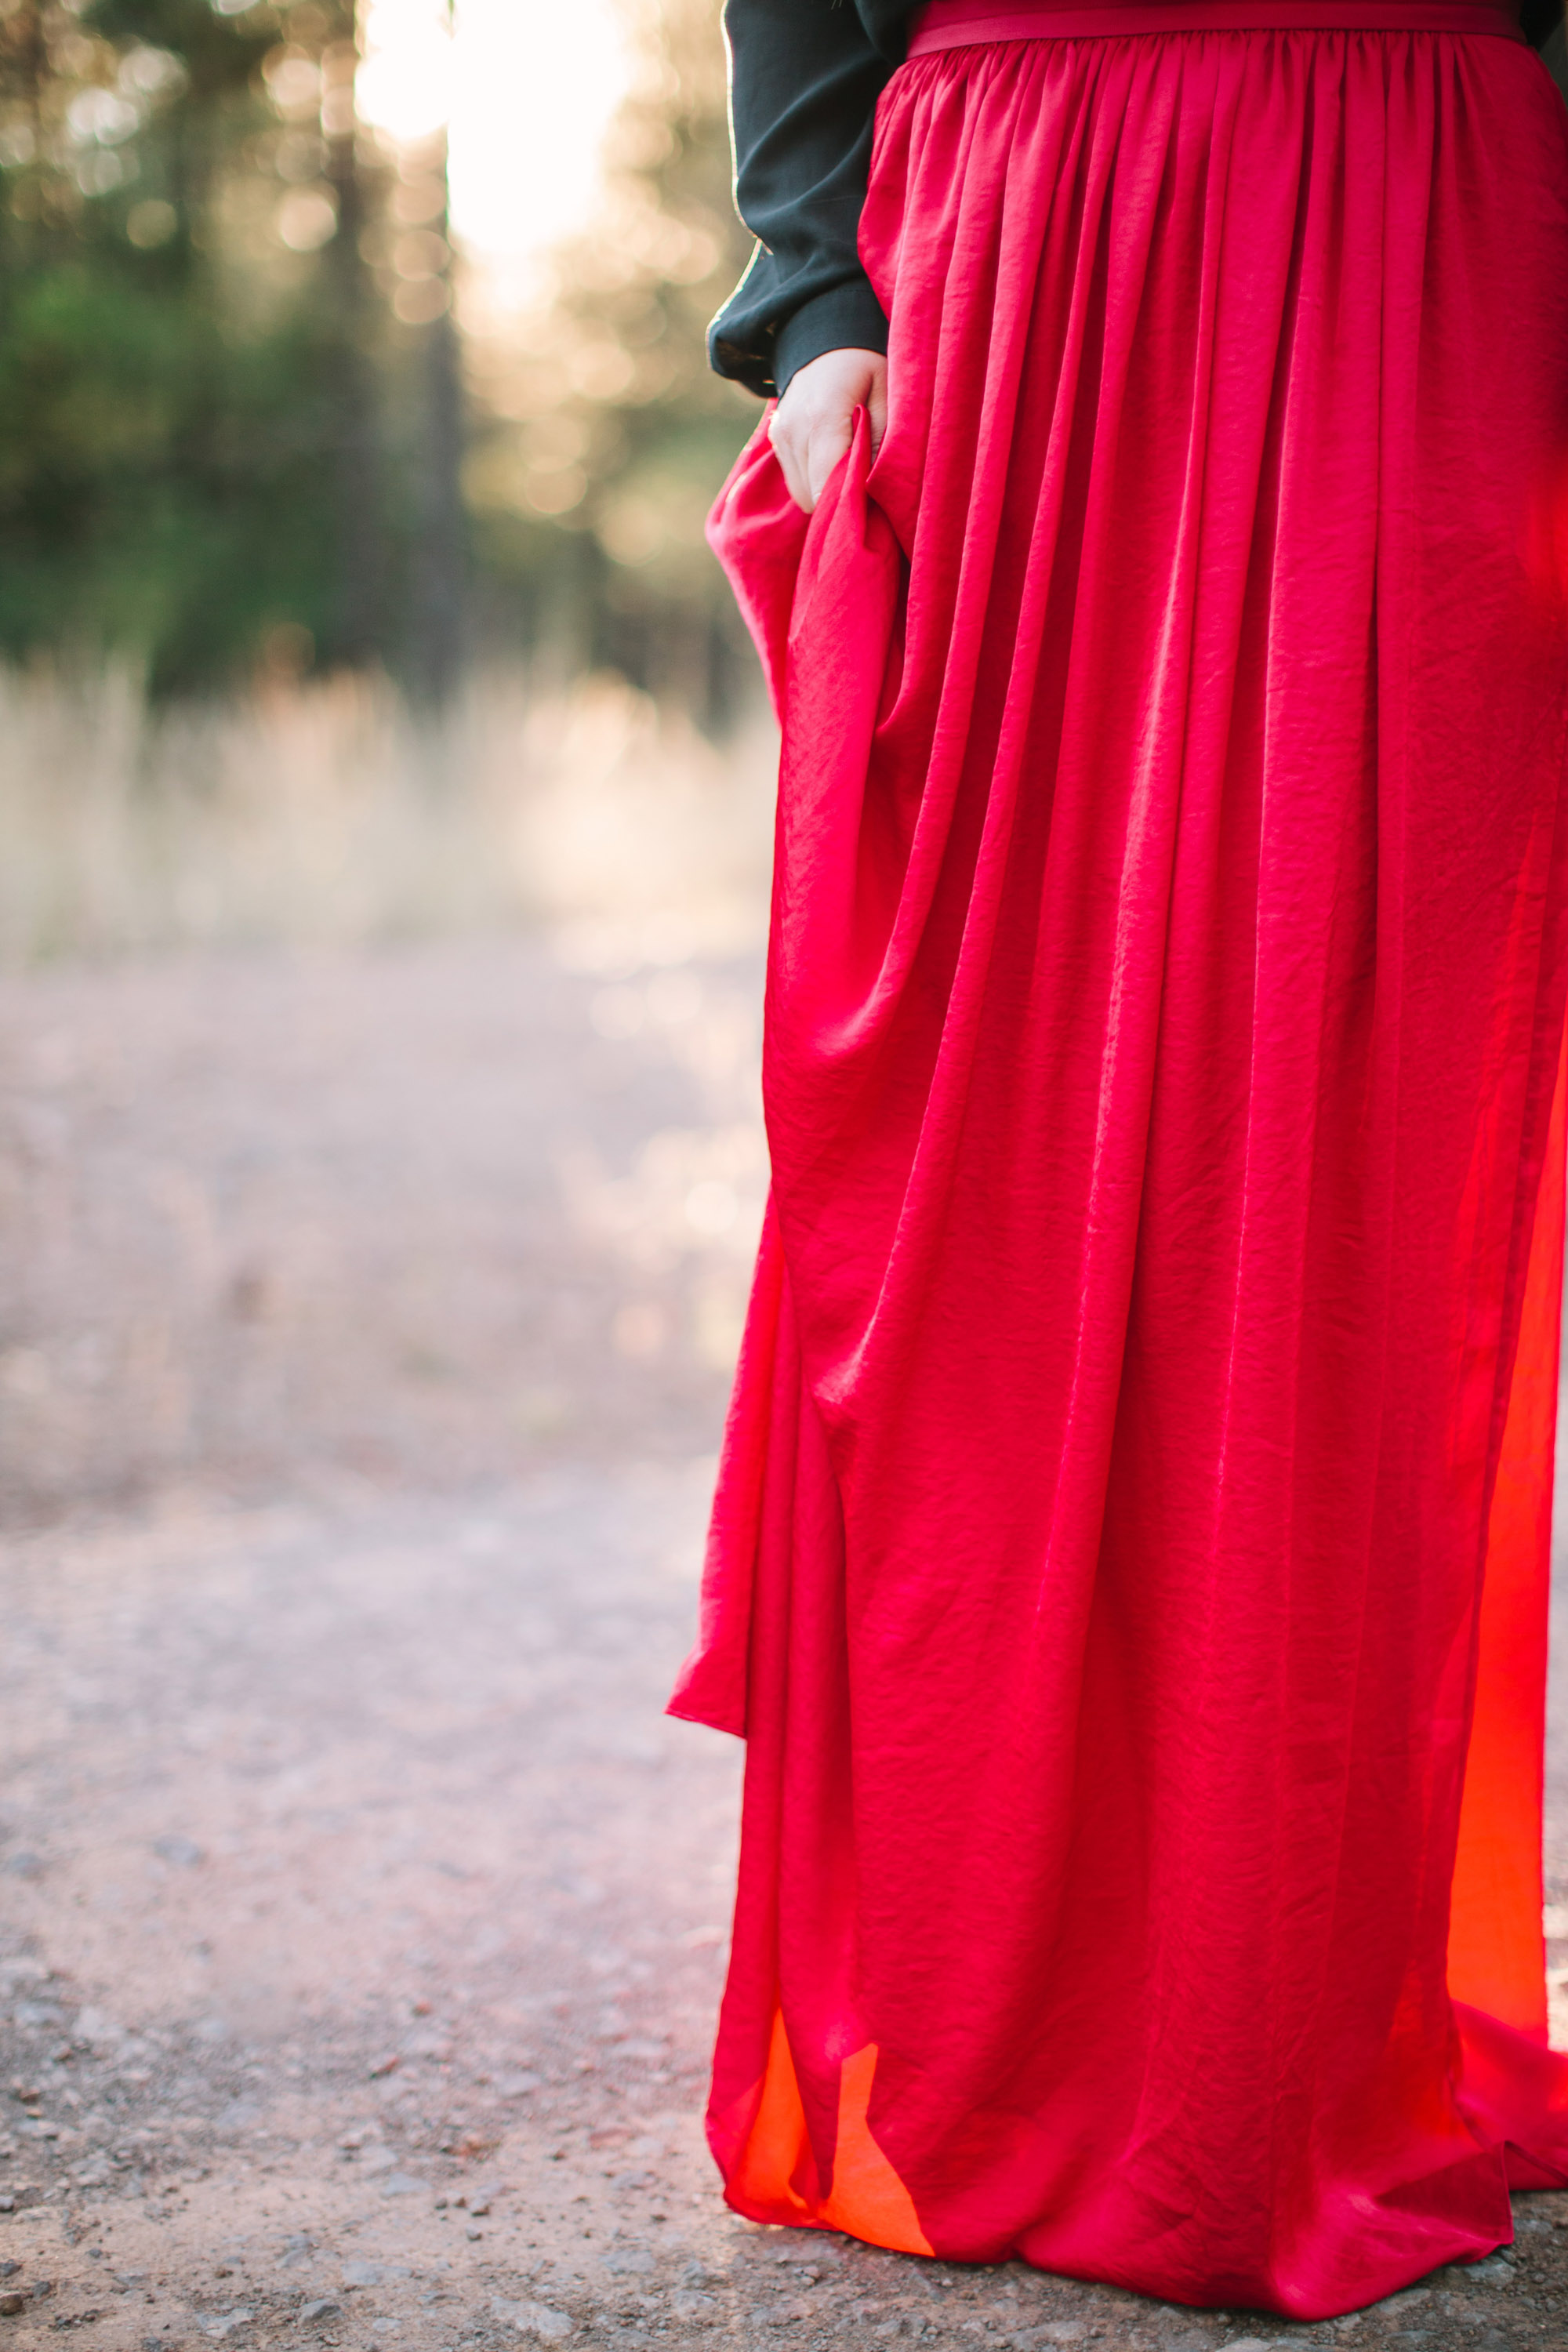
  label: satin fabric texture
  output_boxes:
[672,12,1568,2318]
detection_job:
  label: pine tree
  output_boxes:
[461,0,758,726]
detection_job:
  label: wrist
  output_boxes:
[775,280,890,397]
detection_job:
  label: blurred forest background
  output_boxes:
[0,0,781,1523]
[0,0,770,964]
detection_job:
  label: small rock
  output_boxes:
[298,2302,340,2326]
[71,2012,118,2052]
[0,2267,15,2280]
[0,2291,28,2317]
[602,2249,654,2277]
[151,1837,204,1868]
[670,2289,717,2321]
[1464,2258,1515,2286]
[465,2227,482,2242]
[196,2312,254,2339]
[379,2174,428,2198]
[343,2263,412,2289]
[489,2296,572,2342]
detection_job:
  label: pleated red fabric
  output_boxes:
[672,7,1568,2316]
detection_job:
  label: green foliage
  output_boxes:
[0,0,403,692]
[0,0,760,714]
[0,250,350,692]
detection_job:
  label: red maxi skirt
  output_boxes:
[672,0,1568,2315]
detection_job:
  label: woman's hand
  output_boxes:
[768,347,887,514]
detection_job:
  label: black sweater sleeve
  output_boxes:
[709,0,1565,401]
[709,0,915,400]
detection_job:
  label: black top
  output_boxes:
[710,0,1564,400]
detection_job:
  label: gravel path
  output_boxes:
[2,936,1567,2352]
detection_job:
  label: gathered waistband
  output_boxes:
[907,0,1526,49]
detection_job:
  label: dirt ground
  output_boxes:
[4,931,1568,2352]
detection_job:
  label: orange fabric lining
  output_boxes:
[729,2011,935,2255]
[1448,1023,1568,2037]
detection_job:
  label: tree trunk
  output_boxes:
[324,31,385,670]
[407,125,466,708]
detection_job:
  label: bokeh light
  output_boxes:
[353,0,631,276]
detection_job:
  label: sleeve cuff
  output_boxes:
[773,277,889,396]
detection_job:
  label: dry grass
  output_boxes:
[0,662,776,965]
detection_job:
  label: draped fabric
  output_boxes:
[670,14,1568,2317]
